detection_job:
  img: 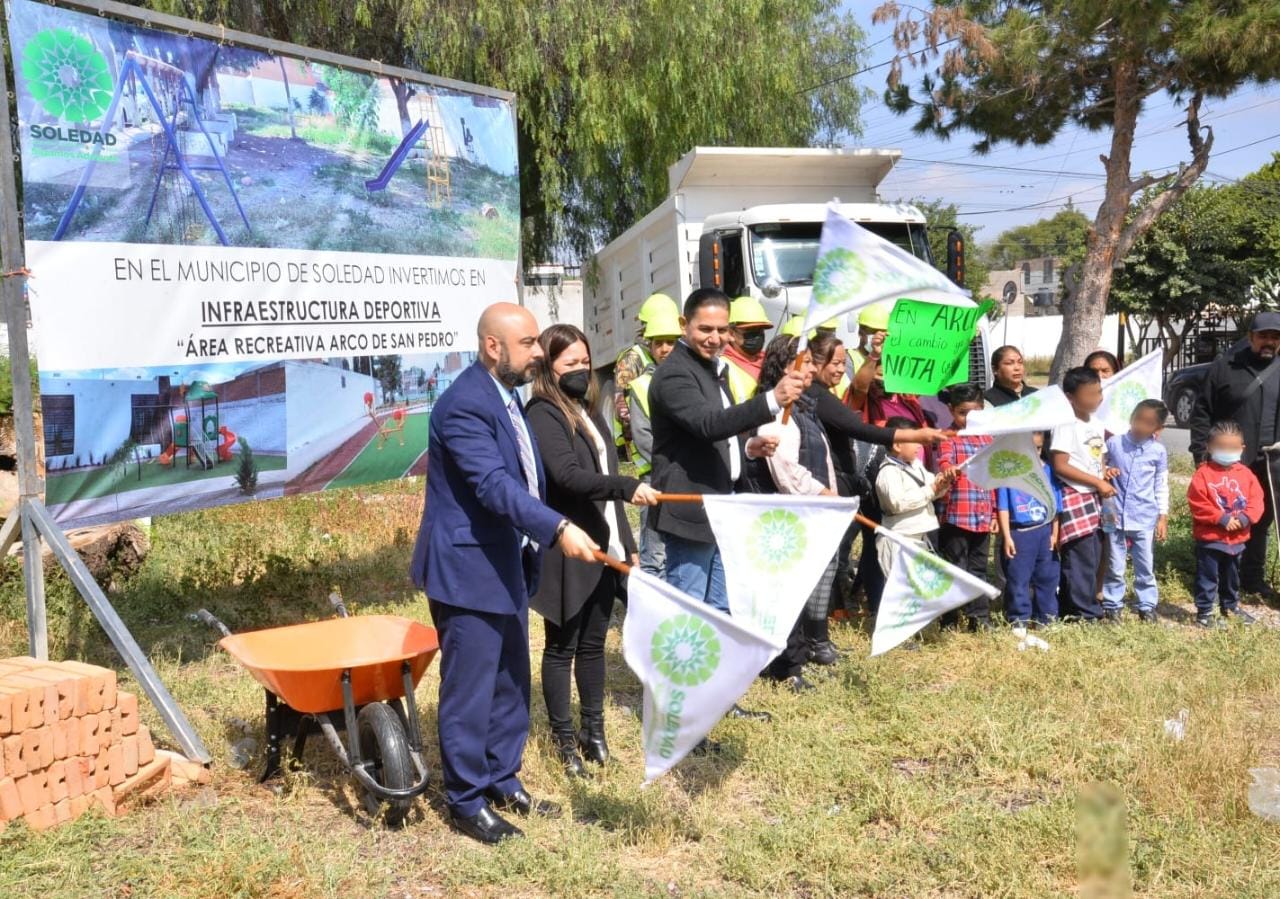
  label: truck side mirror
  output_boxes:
[760,278,782,299]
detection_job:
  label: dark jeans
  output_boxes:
[541,571,618,739]
[854,523,886,615]
[1059,529,1103,621]
[939,524,993,622]
[765,620,808,681]
[1242,456,1278,589]
[830,522,858,617]
[1195,544,1242,615]
[1000,523,1059,625]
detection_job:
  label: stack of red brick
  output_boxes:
[0,656,193,831]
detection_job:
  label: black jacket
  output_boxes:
[649,341,776,542]
[1190,345,1280,467]
[527,398,638,626]
[984,382,1038,407]
[807,383,896,496]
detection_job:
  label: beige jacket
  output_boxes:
[875,456,939,537]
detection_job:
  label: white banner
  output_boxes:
[26,241,512,371]
[802,204,970,335]
[961,385,1077,436]
[963,431,1057,514]
[871,528,1000,656]
[622,570,777,783]
[1097,349,1163,435]
[703,494,860,648]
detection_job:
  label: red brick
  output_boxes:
[0,777,21,821]
[112,756,170,810]
[157,749,211,786]
[16,769,49,816]
[2,734,24,779]
[69,794,89,819]
[53,798,72,825]
[21,726,54,772]
[6,687,31,733]
[56,661,115,713]
[4,675,54,728]
[90,786,117,818]
[49,719,68,761]
[0,686,19,735]
[18,667,77,720]
[120,735,139,778]
[92,750,110,790]
[105,744,125,787]
[97,709,115,748]
[46,760,67,803]
[137,726,155,765]
[118,692,139,737]
[25,803,56,831]
[63,717,81,758]
[63,756,86,800]
[80,714,100,757]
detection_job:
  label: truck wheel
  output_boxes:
[1173,386,1197,428]
[356,702,415,827]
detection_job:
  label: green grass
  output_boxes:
[46,453,288,504]
[325,413,429,491]
[3,476,1280,896]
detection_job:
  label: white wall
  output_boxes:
[220,395,286,455]
[524,280,584,333]
[284,361,380,454]
[987,313,1121,361]
[42,378,161,466]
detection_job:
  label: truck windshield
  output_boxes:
[749,221,931,286]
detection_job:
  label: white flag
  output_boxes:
[1097,349,1163,434]
[802,205,970,335]
[703,494,860,648]
[622,570,777,783]
[871,528,1000,656]
[960,385,1076,436]
[963,431,1058,515]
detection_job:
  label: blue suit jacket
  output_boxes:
[410,362,565,614]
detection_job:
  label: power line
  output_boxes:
[798,38,960,94]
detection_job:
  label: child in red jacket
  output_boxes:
[1187,421,1266,628]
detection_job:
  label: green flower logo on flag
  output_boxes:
[991,394,1041,421]
[812,247,867,308]
[905,552,954,600]
[651,614,722,686]
[1110,381,1147,421]
[747,509,807,573]
[989,449,1034,480]
[22,29,114,122]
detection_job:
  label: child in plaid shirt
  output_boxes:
[936,384,995,630]
[1049,366,1116,622]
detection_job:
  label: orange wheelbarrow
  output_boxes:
[196,600,438,826]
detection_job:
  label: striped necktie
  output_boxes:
[506,395,539,499]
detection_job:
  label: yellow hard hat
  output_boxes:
[781,315,805,338]
[644,307,682,339]
[729,296,772,328]
[817,318,838,332]
[638,293,677,325]
[857,301,893,331]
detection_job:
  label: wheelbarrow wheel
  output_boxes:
[356,702,414,827]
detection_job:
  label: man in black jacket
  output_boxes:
[1190,311,1280,600]
[649,288,805,612]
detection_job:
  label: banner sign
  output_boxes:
[881,298,986,395]
[8,0,520,526]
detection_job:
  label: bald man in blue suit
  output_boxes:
[411,302,599,844]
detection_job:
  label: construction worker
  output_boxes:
[845,301,892,401]
[613,292,679,459]
[627,305,682,576]
[722,296,773,402]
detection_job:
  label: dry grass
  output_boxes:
[3,476,1280,897]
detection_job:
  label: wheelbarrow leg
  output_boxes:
[292,718,310,764]
[400,660,426,754]
[262,690,284,783]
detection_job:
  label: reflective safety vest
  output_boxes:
[613,343,654,451]
[833,347,868,398]
[627,371,654,476]
[723,357,758,404]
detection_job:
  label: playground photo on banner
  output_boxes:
[41,350,470,527]
[9,0,519,256]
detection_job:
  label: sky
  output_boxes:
[840,0,1280,244]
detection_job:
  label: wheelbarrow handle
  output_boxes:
[190,608,232,638]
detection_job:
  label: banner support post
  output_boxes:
[0,14,210,762]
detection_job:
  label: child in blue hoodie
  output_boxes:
[996,431,1063,626]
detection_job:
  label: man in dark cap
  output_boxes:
[1190,311,1280,602]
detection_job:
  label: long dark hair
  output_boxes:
[532,323,599,435]
[756,334,800,395]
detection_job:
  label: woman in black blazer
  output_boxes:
[527,324,658,777]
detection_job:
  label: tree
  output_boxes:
[873,1,1280,382]
[374,355,402,403]
[908,197,990,298]
[987,208,1090,271]
[235,437,258,495]
[148,0,866,264]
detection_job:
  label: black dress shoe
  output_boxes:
[1222,605,1258,625]
[726,703,772,723]
[691,737,722,756]
[1102,608,1123,623]
[577,720,609,765]
[807,640,839,666]
[1137,608,1158,623]
[450,804,522,844]
[555,737,591,779]
[784,675,815,693]
[1195,613,1223,629]
[485,787,562,818]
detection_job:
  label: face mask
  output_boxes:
[558,369,591,399]
[1210,450,1242,466]
[739,330,766,355]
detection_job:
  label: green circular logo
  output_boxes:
[905,553,954,600]
[990,394,1041,421]
[988,449,1033,479]
[1109,381,1146,422]
[22,28,114,122]
[812,247,867,308]
[747,509,807,573]
[651,614,721,686]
